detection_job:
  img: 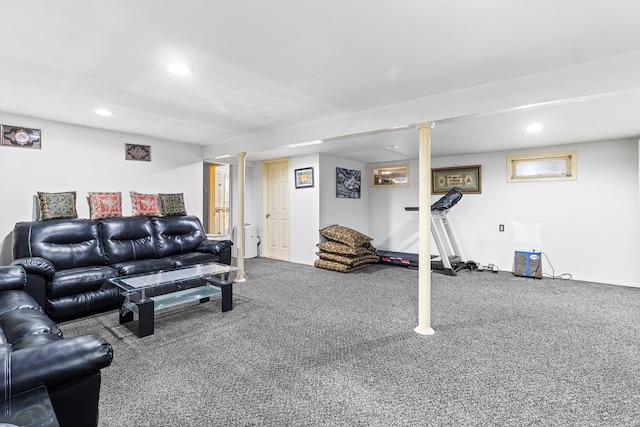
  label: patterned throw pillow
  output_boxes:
[88,192,122,219]
[158,193,187,216]
[320,225,373,248]
[130,192,160,216]
[37,191,78,221]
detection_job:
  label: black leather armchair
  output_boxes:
[0,265,113,426]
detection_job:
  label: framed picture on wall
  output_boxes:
[294,167,314,188]
[125,143,151,161]
[432,165,481,194]
[1,125,41,149]
[336,167,361,198]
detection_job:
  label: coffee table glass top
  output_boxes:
[0,386,59,427]
[108,262,239,293]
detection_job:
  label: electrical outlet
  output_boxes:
[499,224,504,232]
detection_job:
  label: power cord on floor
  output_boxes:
[541,252,573,280]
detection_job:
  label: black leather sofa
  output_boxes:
[11,215,233,321]
[0,265,113,426]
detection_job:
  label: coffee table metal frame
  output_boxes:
[107,262,239,338]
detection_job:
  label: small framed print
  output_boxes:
[1,125,41,149]
[294,167,314,188]
[125,143,151,161]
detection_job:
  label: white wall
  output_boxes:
[368,159,420,252]
[367,139,640,287]
[290,155,320,265]
[0,113,205,264]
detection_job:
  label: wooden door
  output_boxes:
[262,159,290,260]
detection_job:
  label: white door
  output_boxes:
[262,159,290,260]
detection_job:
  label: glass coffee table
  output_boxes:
[107,262,241,338]
[0,386,59,426]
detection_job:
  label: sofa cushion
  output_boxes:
[320,224,373,248]
[130,192,160,216]
[0,290,43,316]
[46,289,120,322]
[37,191,78,221]
[0,308,62,344]
[158,193,187,216]
[13,219,105,270]
[111,258,177,276]
[100,216,159,264]
[151,216,206,257]
[48,266,118,298]
[169,252,221,267]
[313,259,371,273]
[317,251,380,267]
[88,192,122,220]
[316,241,376,256]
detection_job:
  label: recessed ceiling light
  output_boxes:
[166,63,192,75]
[526,123,543,133]
[385,145,399,150]
[94,108,114,117]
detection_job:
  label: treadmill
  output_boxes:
[378,187,464,276]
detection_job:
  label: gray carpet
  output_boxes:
[60,258,640,426]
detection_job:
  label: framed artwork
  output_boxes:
[336,167,361,199]
[1,125,41,149]
[507,150,576,182]
[125,143,151,161]
[371,164,409,187]
[294,167,314,188]
[432,165,481,194]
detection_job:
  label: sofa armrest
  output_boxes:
[11,257,55,280]
[0,266,26,292]
[197,239,233,254]
[8,335,113,395]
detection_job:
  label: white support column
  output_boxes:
[414,124,435,336]
[235,152,247,282]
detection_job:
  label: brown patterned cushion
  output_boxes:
[317,251,380,267]
[314,259,372,273]
[130,192,160,216]
[37,191,78,220]
[158,193,187,216]
[88,192,122,219]
[320,225,372,248]
[317,241,376,256]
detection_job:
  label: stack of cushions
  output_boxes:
[314,225,380,272]
[36,191,187,221]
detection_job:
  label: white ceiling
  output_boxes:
[2,1,640,163]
